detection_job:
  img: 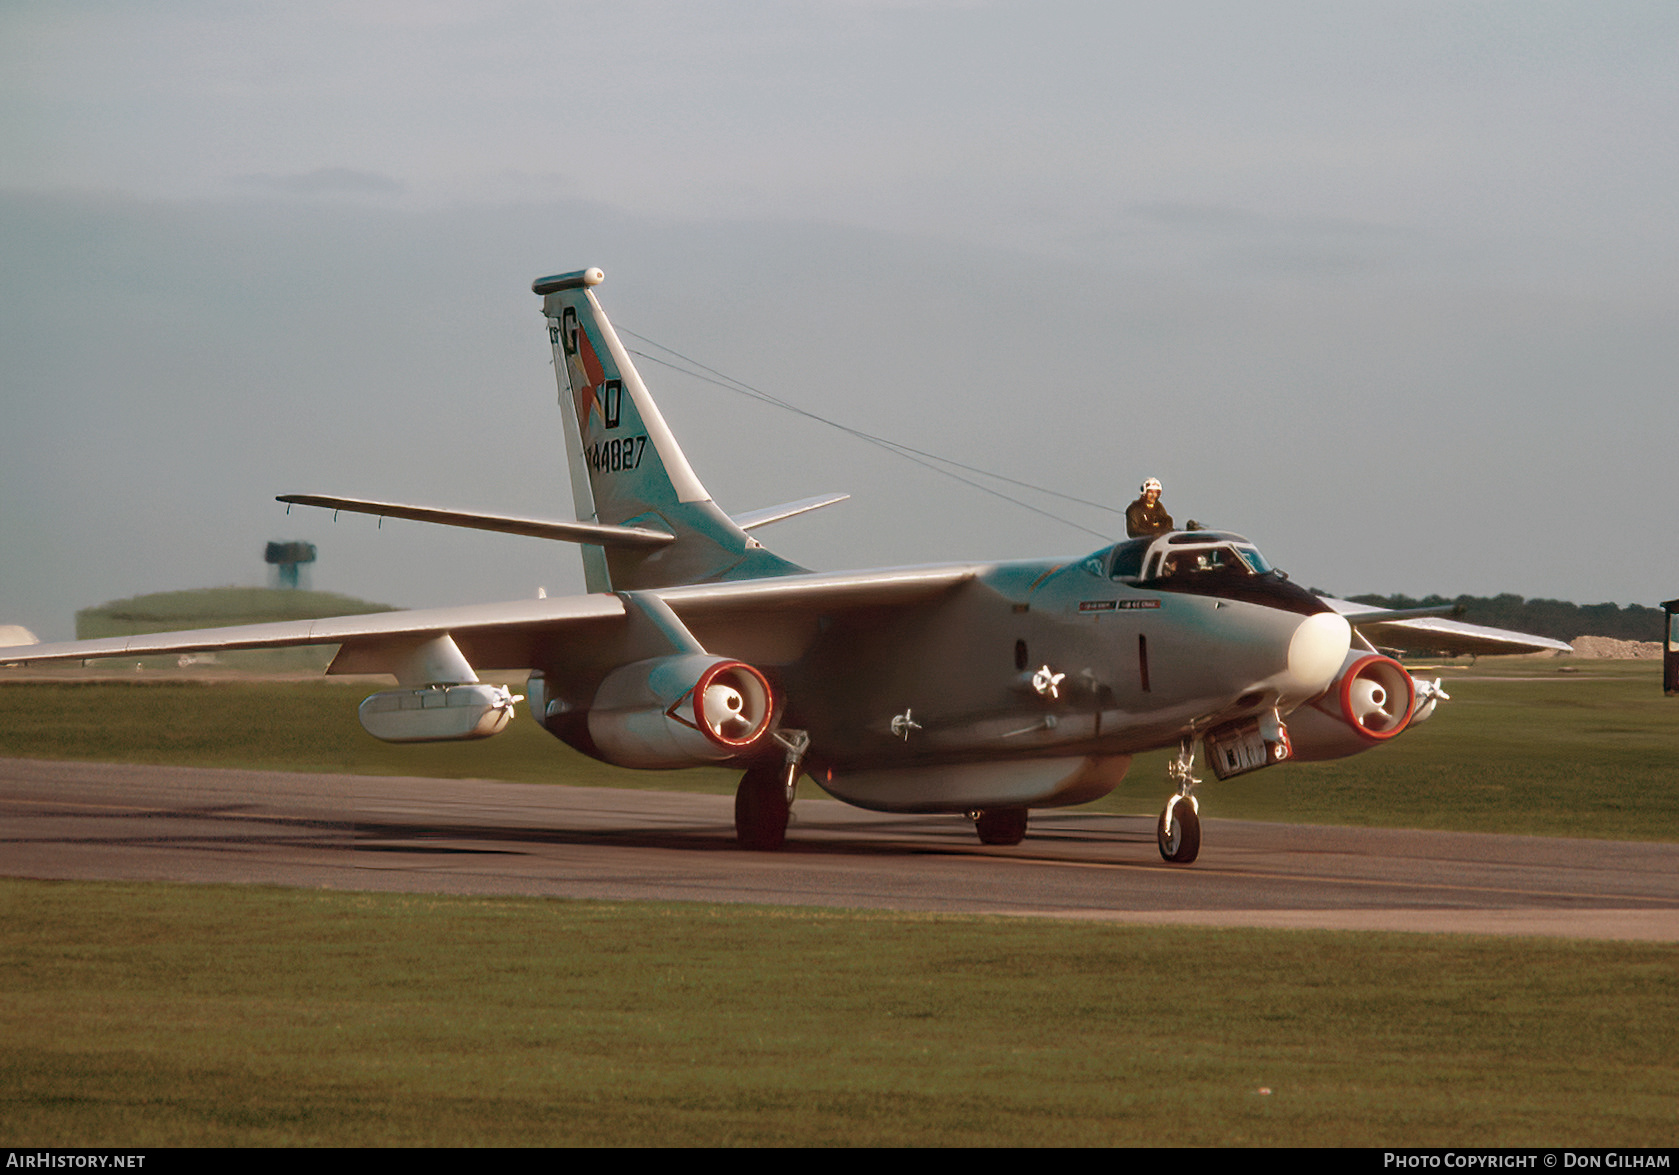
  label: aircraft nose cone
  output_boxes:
[1286,611,1352,701]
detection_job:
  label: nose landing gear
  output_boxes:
[1158,740,1202,864]
[1157,794,1201,863]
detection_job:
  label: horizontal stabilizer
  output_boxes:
[729,493,850,532]
[276,495,675,549]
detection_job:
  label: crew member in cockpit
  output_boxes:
[1126,478,1174,538]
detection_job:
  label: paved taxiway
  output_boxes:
[4,757,1678,940]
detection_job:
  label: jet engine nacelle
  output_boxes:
[587,654,776,769]
[1284,652,1416,762]
[358,683,520,743]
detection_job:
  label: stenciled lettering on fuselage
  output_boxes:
[1079,599,1161,612]
[552,305,643,475]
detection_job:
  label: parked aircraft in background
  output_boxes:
[1664,598,1679,696]
[0,268,1569,863]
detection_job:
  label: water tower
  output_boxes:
[265,541,317,590]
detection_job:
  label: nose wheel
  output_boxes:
[1157,795,1200,864]
[1158,739,1202,864]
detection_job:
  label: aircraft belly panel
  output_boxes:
[817,754,1133,814]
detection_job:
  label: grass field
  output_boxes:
[2,660,1676,1146]
[3,657,1676,838]
[1118,658,1679,840]
[4,880,1676,1147]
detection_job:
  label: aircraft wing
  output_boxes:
[0,564,980,674]
[0,595,626,665]
[1323,598,1573,657]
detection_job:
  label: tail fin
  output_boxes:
[535,268,804,592]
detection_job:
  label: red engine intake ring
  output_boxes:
[690,660,775,749]
[1337,654,1415,742]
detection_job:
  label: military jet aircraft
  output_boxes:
[0,267,1568,863]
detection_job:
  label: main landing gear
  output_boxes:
[734,730,809,851]
[971,806,1029,846]
[1157,740,1202,864]
[735,762,790,850]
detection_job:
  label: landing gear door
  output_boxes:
[1204,715,1292,780]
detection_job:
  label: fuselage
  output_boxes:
[767,531,1351,810]
[534,529,1350,811]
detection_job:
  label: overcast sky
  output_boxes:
[3,1,1675,640]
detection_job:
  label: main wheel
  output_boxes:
[1157,798,1200,864]
[974,806,1029,846]
[735,763,790,850]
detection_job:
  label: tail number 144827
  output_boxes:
[588,435,648,474]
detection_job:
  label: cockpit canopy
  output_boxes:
[1096,531,1274,584]
[1083,530,1330,617]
